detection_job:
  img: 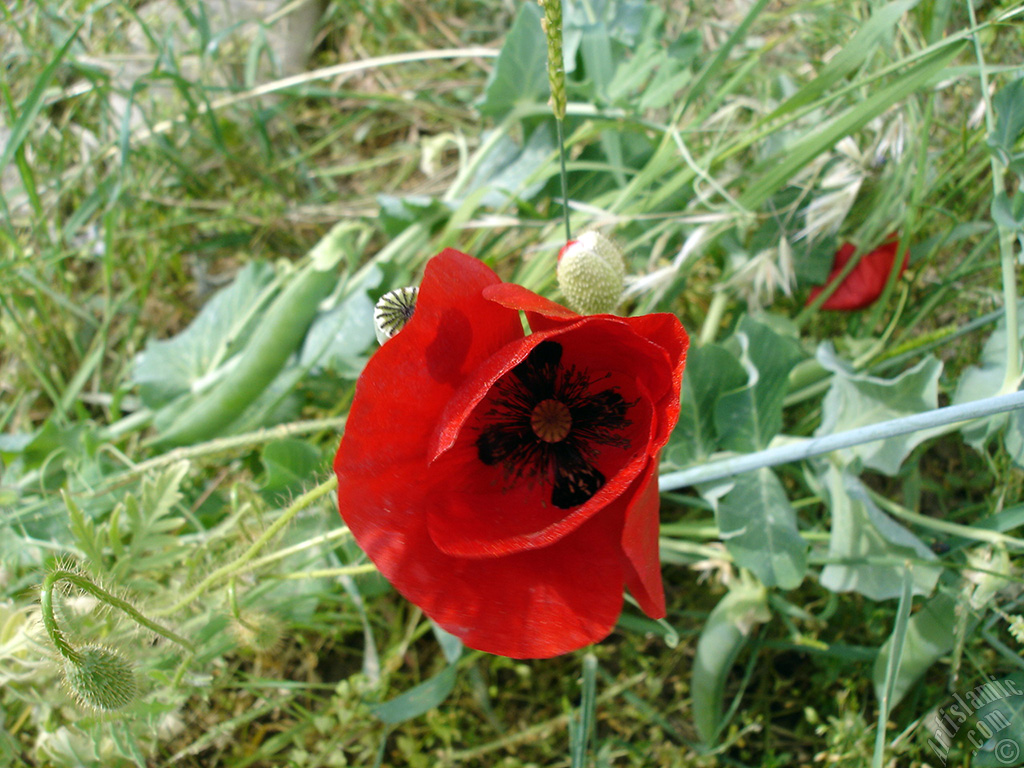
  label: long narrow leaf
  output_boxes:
[739,40,966,210]
[0,22,83,175]
[762,0,921,122]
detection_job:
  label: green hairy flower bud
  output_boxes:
[64,645,137,711]
[556,232,626,315]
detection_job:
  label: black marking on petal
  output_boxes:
[569,389,633,450]
[510,340,562,397]
[477,422,534,466]
[552,462,606,509]
[473,338,633,508]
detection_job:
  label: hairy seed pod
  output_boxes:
[556,232,626,315]
[374,286,419,344]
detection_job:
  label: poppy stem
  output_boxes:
[660,390,1024,490]
[41,568,195,664]
[557,117,572,242]
[152,475,339,617]
[965,0,1021,391]
[997,231,1020,391]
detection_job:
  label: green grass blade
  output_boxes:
[739,40,967,210]
[0,21,83,176]
[762,0,921,123]
[873,568,913,768]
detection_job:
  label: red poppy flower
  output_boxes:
[807,237,907,311]
[334,249,688,658]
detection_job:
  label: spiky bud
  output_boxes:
[63,645,137,711]
[556,232,626,315]
[374,287,419,345]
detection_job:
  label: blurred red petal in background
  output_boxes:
[808,236,907,311]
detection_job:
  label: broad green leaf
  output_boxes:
[816,344,942,475]
[715,468,808,589]
[377,195,450,238]
[299,266,380,377]
[261,439,322,495]
[668,343,747,467]
[875,569,914,729]
[371,664,459,724]
[430,620,463,665]
[461,124,556,208]
[692,573,770,745]
[820,466,940,600]
[987,78,1024,175]
[580,23,615,102]
[992,191,1024,231]
[132,261,276,409]
[872,592,961,709]
[953,299,1024,449]
[1004,406,1024,468]
[477,3,548,118]
[715,316,804,451]
[563,0,646,74]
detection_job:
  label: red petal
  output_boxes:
[423,319,678,558]
[620,457,666,618]
[483,282,580,333]
[425,378,654,557]
[356,479,628,658]
[617,313,689,445]
[335,249,523,584]
[808,238,907,311]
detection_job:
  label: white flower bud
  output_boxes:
[556,232,626,315]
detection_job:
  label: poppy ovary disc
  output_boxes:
[530,399,572,443]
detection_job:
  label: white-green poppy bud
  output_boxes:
[64,645,137,711]
[374,287,419,344]
[556,232,626,315]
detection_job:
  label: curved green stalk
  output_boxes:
[154,475,338,617]
[41,569,195,666]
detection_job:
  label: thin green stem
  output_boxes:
[90,416,347,497]
[698,291,729,346]
[557,117,571,242]
[871,492,1024,550]
[41,569,195,665]
[153,475,338,617]
[966,0,1021,391]
[272,564,378,580]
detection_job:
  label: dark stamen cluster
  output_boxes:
[475,341,633,509]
